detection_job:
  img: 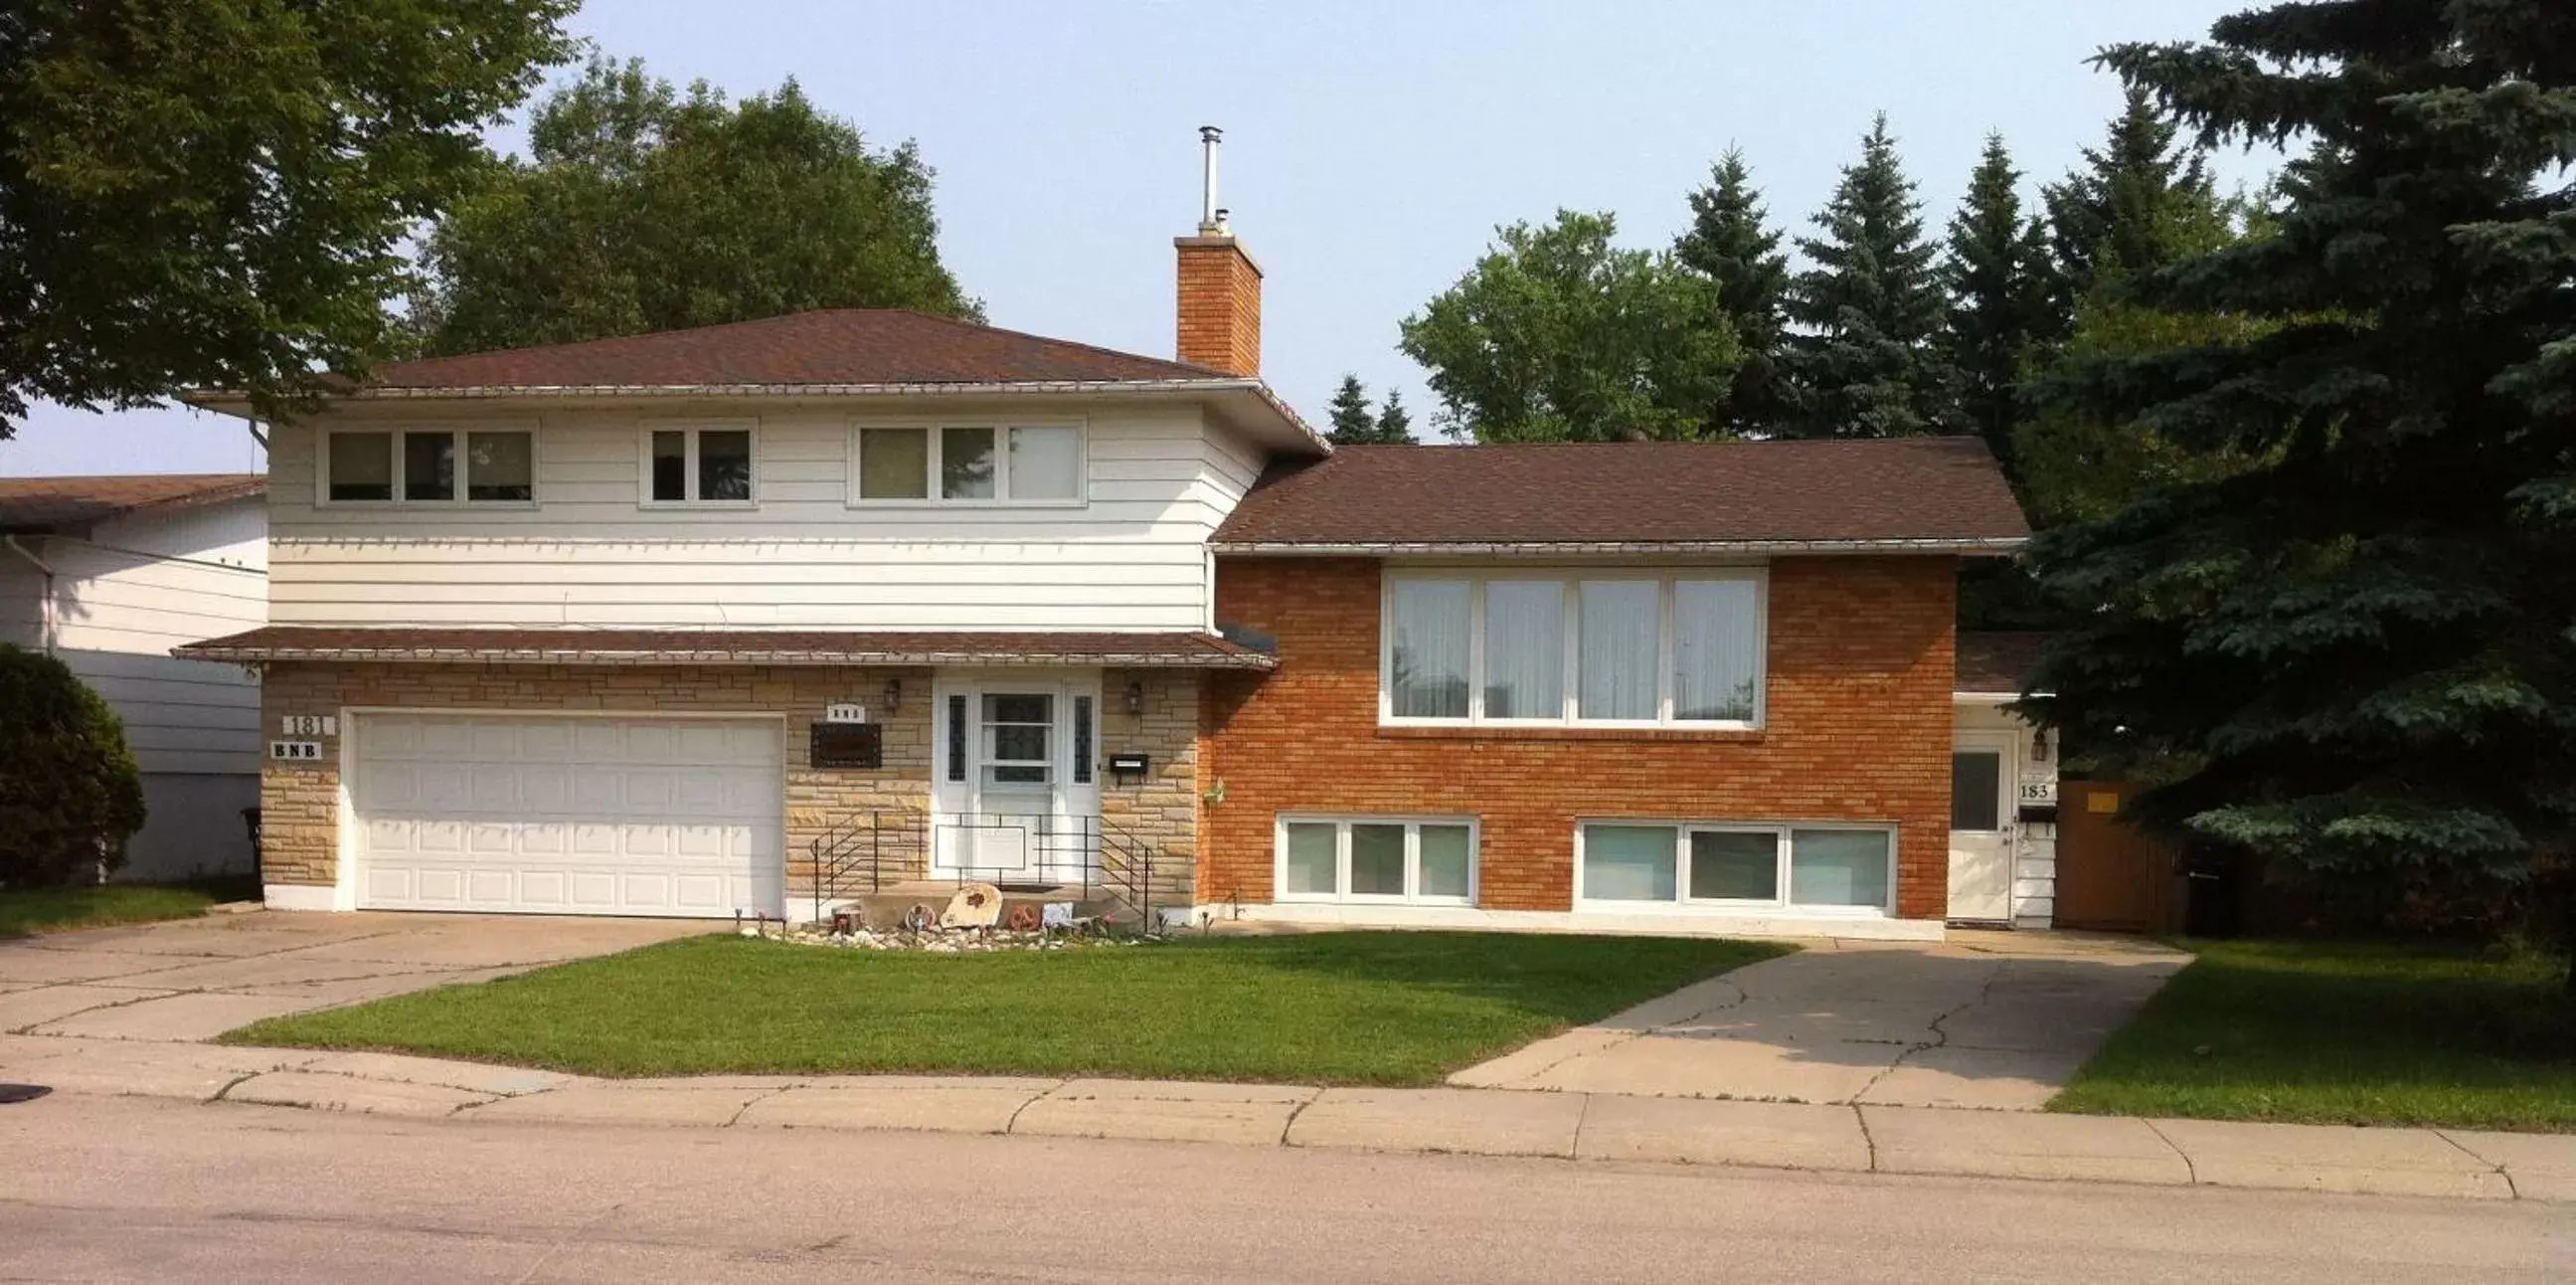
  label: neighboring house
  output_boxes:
[1,474,269,880]
[176,199,2051,939]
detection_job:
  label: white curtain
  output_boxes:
[1284,823,1337,896]
[1790,828,1892,908]
[1579,581,1659,720]
[1673,579,1760,721]
[1389,580,1471,718]
[1483,581,1565,718]
[1584,825,1677,901]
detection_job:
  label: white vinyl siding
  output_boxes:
[7,499,267,776]
[265,402,1262,632]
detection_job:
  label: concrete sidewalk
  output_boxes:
[3,1032,2567,1204]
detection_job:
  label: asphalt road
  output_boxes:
[3,1093,2567,1283]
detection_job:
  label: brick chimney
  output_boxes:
[1175,125,1262,376]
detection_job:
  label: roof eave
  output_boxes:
[1209,537,2029,557]
[170,641,1279,671]
[180,379,1330,457]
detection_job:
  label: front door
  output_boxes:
[1948,732,2016,922]
[931,673,1101,883]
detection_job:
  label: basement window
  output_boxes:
[1576,821,1893,914]
[1276,816,1477,905]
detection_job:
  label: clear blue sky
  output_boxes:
[2,0,2271,476]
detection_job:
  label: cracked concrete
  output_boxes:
[1450,930,2188,1109]
[0,911,714,1043]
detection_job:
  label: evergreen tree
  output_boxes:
[2025,1,2576,978]
[1374,389,1415,443]
[2043,86,2213,301]
[1674,148,1794,434]
[1783,113,1960,438]
[1325,374,1377,444]
[1942,133,2055,467]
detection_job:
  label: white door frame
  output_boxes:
[929,670,1103,881]
[1948,729,2019,923]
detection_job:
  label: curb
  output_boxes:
[4,1033,2566,1203]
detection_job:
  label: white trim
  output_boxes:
[1572,818,1900,916]
[637,419,761,509]
[261,883,342,912]
[846,418,1090,508]
[1218,538,2026,557]
[1381,568,1767,731]
[1274,814,1480,906]
[1193,901,1946,942]
[316,423,540,509]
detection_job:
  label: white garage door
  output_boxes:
[354,714,783,917]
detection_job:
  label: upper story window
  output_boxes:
[1382,569,1765,728]
[851,423,1085,505]
[643,425,756,506]
[322,429,535,505]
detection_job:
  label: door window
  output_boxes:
[1952,751,2003,830]
[979,693,1054,788]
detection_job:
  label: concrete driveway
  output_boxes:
[0,912,714,1043]
[1454,931,2188,1110]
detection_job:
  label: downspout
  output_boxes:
[3,534,56,654]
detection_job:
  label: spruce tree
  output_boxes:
[1942,133,2054,467]
[1783,113,1960,438]
[1324,374,1376,444]
[2026,0,2576,977]
[2043,86,2213,300]
[1675,148,1793,434]
[1374,389,1415,443]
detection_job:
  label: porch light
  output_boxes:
[1124,680,1145,714]
[884,677,902,713]
[2030,726,2050,763]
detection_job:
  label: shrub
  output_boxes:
[0,643,146,885]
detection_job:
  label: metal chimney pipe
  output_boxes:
[1198,125,1226,234]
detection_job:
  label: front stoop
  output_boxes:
[3,1034,2566,1203]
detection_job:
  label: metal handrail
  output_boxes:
[806,809,1159,928]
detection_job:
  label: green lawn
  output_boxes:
[2050,938,2576,1132]
[0,877,258,938]
[226,931,1787,1084]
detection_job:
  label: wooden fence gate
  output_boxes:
[2052,780,2181,933]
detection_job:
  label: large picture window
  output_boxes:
[1577,821,1894,913]
[1277,817,1476,905]
[323,429,535,505]
[851,423,1086,504]
[1382,571,1765,727]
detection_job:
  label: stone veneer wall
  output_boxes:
[258,662,934,901]
[258,661,1202,909]
[1095,667,1202,910]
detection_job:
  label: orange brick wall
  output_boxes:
[1175,236,1262,376]
[1199,557,1958,920]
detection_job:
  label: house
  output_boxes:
[1,473,269,880]
[174,181,2052,939]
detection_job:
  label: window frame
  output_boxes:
[1573,819,1897,916]
[1273,814,1480,906]
[315,424,540,508]
[846,418,1089,508]
[1379,568,1768,730]
[637,421,761,509]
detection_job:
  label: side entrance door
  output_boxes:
[930,673,1101,883]
[1948,731,2017,923]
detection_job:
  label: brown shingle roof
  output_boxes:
[173,627,1277,670]
[0,473,265,533]
[1958,632,2051,695]
[1210,438,2029,551]
[365,309,1229,390]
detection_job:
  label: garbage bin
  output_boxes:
[2181,848,2239,938]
